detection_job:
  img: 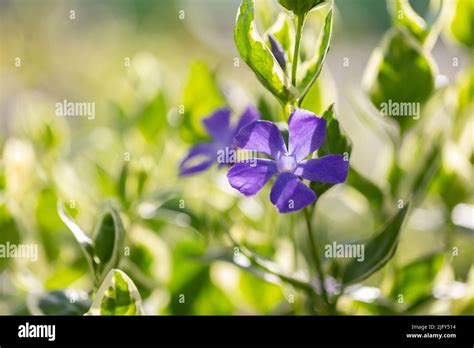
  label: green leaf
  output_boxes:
[456,68,474,119]
[0,165,5,191]
[448,0,474,49]
[235,0,296,105]
[181,61,226,141]
[36,188,64,261]
[363,28,436,133]
[411,142,441,205]
[346,168,384,210]
[94,164,116,197]
[117,163,129,209]
[300,79,325,115]
[257,95,279,121]
[168,239,223,315]
[94,208,125,281]
[277,0,326,16]
[310,104,351,197]
[298,9,333,98]
[87,269,144,315]
[318,104,352,156]
[388,0,428,43]
[352,297,397,315]
[388,160,405,198]
[239,271,285,313]
[299,73,333,116]
[137,93,167,142]
[136,169,148,198]
[390,253,444,305]
[57,202,96,275]
[0,204,21,271]
[342,203,410,286]
[30,290,90,315]
[433,169,470,211]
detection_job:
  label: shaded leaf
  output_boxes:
[167,239,233,315]
[36,188,64,261]
[257,95,278,121]
[390,253,444,305]
[277,0,326,16]
[117,163,129,209]
[346,168,384,210]
[0,204,21,271]
[363,28,436,134]
[318,104,352,156]
[342,203,410,285]
[94,208,125,281]
[388,161,405,198]
[411,142,441,206]
[310,104,351,198]
[30,290,90,315]
[309,181,333,198]
[433,169,471,211]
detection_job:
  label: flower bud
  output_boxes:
[277,0,326,16]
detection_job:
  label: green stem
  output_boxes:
[291,13,305,86]
[289,215,298,271]
[303,206,330,307]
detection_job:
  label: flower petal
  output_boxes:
[179,143,216,176]
[233,106,261,138]
[270,173,316,213]
[295,155,349,183]
[268,34,286,70]
[288,109,326,161]
[234,120,287,159]
[227,159,277,196]
[203,108,232,144]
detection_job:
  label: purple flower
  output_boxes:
[268,34,286,71]
[179,106,260,176]
[227,109,349,213]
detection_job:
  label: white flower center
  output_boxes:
[277,154,297,173]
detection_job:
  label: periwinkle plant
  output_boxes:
[178,0,346,313]
[1,0,468,319]
[178,0,416,314]
[232,0,346,312]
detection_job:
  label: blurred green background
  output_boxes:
[0,0,472,315]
